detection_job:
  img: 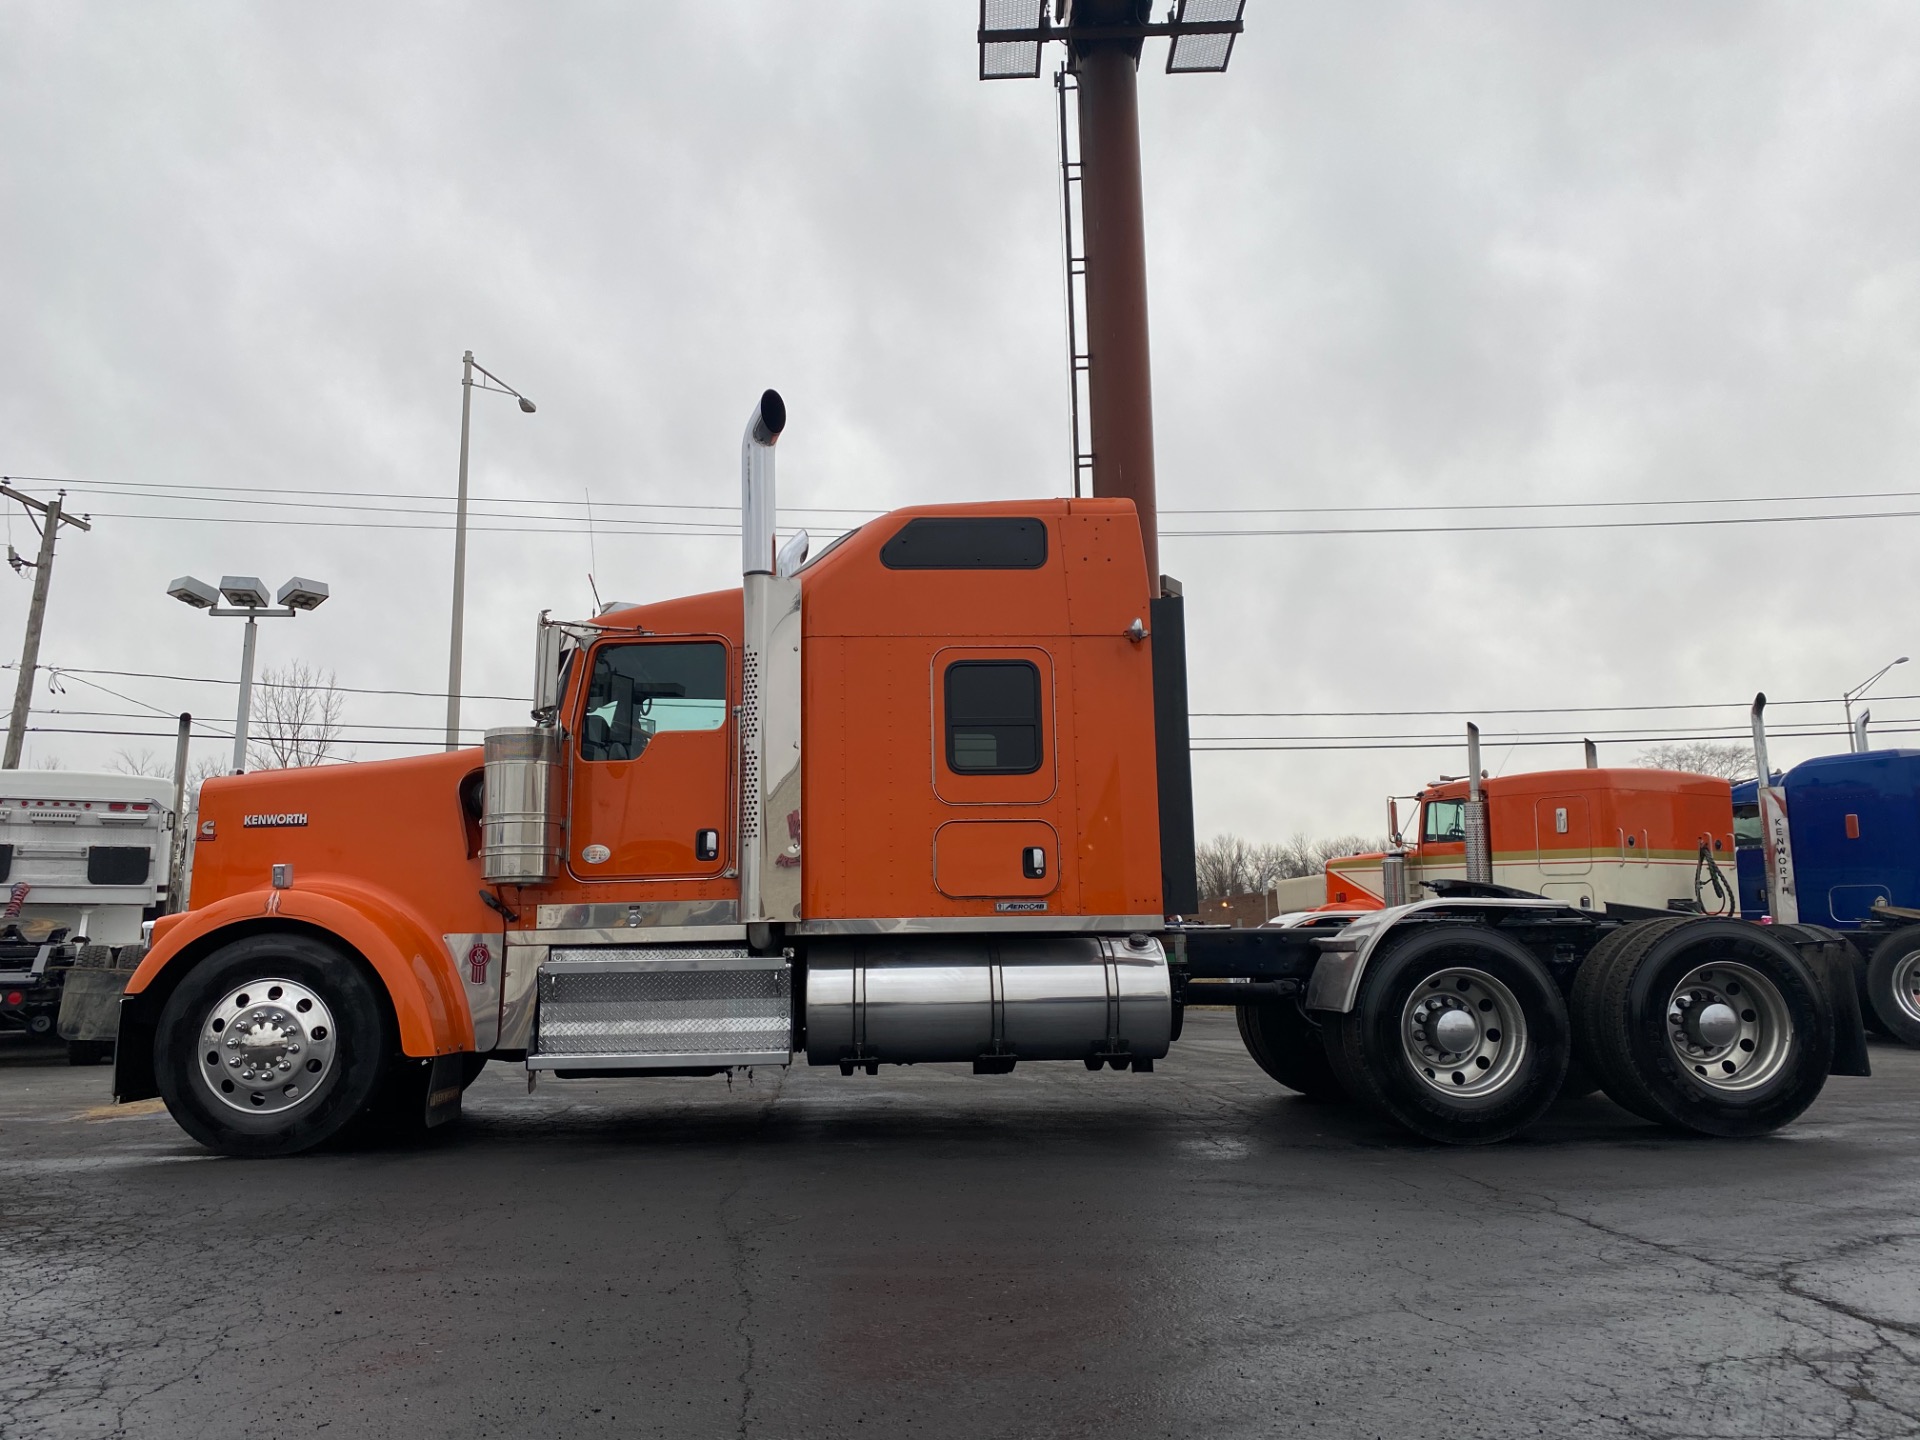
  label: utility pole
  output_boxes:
[1,483,92,769]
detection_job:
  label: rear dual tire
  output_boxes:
[1325,925,1570,1145]
[1572,917,1832,1137]
[1863,926,1920,1047]
[1236,1000,1349,1102]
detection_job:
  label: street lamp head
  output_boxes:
[218,576,271,609]
[517,396,537,414]
[1898,657,1910,665]
[166,575,219,610]
[276,576,331,611]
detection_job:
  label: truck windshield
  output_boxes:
[1422,799,1466,843]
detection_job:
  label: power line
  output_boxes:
[15,476,1920,538]
[24,664,531,703]
[1190,694,1916,719]
[18,471,1920,517]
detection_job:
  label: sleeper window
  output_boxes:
[945,661,1042,775]
[580,642,727,762]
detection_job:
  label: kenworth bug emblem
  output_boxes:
[466,941,492,986]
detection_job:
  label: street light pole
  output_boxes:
[1843,655,1907,753]
[234,614,261,773]
[445,350,476,752]
[444,351,535,751]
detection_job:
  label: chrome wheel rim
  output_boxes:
[1666,961,1792,1092]
[196,978,338,1117]
[1890,950,1920,1027]
[1401,967,1528,1097]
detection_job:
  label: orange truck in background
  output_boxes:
[114,393,1867,1155]
[1321,757,1738,918]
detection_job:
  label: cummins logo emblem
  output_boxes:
[243,813,308,828]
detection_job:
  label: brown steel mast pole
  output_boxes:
[1073,18,1159,584]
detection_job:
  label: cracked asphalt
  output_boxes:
[2,1011,1918,1439]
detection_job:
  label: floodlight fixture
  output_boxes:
[166,571,330,773]
[218,576,271,609]
[167,575,220,610]
[976,0,1246,80]
[276,576,331,611]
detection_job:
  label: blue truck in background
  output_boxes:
[1740,698,1920,1045]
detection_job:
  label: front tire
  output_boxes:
[1325,924,1570,1144]
[1236,1000,1349,1102]
[1580,918,1832,1137]
[1864,926,1920,1046]
[154,933,393,1157]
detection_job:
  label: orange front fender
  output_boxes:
[128,880,473,1057]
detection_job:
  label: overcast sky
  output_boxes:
[3,1,1918,843]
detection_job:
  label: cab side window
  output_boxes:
[580,642,727,762]
[1422,799,1466,843]
[945,660,1042,775]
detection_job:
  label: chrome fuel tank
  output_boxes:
[803,934,1169,1068]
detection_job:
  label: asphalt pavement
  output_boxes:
[2,1010,1917,1439]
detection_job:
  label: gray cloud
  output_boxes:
[2,2,1917,842]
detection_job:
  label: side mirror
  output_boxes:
[532,613,564,720]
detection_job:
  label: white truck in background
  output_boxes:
[0,772,177,1063]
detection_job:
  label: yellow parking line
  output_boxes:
[77,1098,167,1122]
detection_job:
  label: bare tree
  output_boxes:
[1198,830,1391,900]
[108,745,229,808]
[1635,742,1754,780]
[109,746,166,777]
[247,661,346,770]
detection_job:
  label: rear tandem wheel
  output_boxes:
[1572,916,1833,1136]
[1323,923,1570,1145]
[1863,925,1920,1046]
[1235,1000,1349,1103]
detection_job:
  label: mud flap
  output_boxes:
[58,968,135,1043]
[1810,941,1872,1077]
[424,1053,465,1128]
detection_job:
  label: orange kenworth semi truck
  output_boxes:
[113,394,1869,1154]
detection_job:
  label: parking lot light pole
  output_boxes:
[446,351,537,751]
[1843,655,1907,753]
[168,575,330,773]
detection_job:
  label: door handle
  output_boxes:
[695,829,719,862]
[1022,846,1047,879]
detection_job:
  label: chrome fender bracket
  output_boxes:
[1304,898,1568,1014]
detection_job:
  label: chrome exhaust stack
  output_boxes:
[1464,723,1492,884]
[739,391,803,938]
[1751,693,1799,923]
[1381,797,1409,907]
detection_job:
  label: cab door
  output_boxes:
[568,637,732,881]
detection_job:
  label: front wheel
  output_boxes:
[154,933,393,1157]
[1324,924,1570,1144]
[1864,926,1920,1046]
